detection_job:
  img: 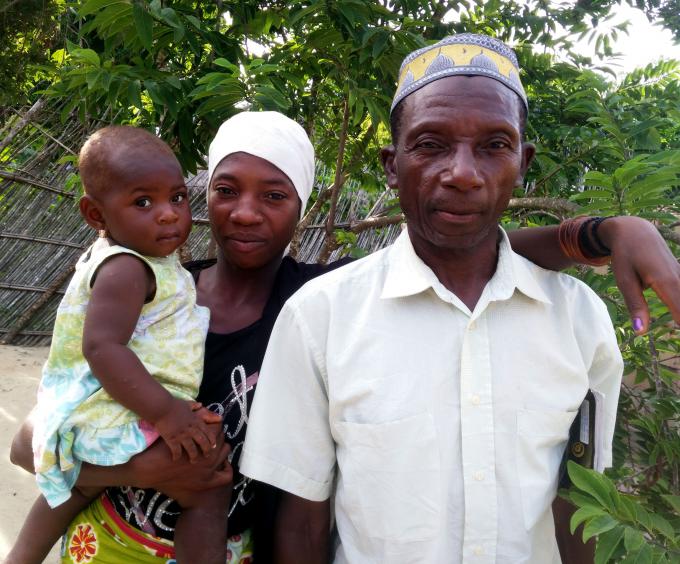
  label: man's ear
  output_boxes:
[517,142,536,185]
[79,195,106,231]
[380,145,398,190]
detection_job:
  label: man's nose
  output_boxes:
[230,195,264,225]
[440,145,483,191]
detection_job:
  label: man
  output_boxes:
[240,34,623,563]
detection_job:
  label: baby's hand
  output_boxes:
[154,399,223,462]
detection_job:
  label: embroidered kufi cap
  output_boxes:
[391,33,528,113]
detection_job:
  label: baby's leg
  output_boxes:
[173,486,232,564]
[5,486,102,564]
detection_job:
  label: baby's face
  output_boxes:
[97,156,192,257]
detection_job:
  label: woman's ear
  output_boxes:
[79,195,106,231]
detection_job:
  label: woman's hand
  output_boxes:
[600,216,680,334]
[129,421,233,498]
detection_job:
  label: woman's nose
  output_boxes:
[230,197,263,225]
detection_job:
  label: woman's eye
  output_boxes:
[267,192,287,201]
[215,186,235,195]
[135,198,151,208]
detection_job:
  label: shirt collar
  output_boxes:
[381,227,552,306]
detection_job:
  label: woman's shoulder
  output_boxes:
[278,256,354,284]
[182,258,217,281]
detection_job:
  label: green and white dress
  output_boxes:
[32,238,210,508]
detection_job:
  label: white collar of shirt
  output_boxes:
[380,227,552,314]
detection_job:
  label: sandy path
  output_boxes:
[0,344,60,562]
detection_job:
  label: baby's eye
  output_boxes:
[135,197,151,208]
[171,192,187,203]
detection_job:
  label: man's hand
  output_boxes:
[600,216,680,334]
[153,399,223,462]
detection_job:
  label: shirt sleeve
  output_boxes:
[240,299,335,501]
[586,301,624,471]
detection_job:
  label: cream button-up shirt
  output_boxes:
[241,229,623,563]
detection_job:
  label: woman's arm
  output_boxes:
[10,412,232,494]
[509,217,680,333]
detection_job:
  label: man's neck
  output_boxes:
[409,228,500,311]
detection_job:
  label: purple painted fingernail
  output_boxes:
[633,318,643,332]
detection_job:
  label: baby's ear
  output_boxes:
[79,195,106,231]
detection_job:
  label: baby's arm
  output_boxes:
[83,254,220,461]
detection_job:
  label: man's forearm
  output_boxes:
[275,493,330,564]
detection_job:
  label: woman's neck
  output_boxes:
[197,254,284,334]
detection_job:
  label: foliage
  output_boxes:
[0,0,67,105]
[5,1,680,560]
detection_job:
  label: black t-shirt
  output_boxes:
[104,256,351,560]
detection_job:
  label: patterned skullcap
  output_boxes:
[391,33,528,113]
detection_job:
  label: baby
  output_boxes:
[7,126,230,564]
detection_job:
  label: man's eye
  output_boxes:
[135,198,151,208]
[488,140,509,149]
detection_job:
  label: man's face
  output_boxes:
[382,76,535,257]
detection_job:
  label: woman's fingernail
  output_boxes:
[633,318,643,332]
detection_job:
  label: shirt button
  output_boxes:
[473,546,484,556]
[469,320,477,330]
[473,471,485,481]
[471,395,481,406]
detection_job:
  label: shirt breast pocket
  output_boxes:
[516,409,577,530]
[334,413,440,542]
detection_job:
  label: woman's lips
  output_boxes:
[225,234,267,252]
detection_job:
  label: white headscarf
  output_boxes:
[207,111,315,219]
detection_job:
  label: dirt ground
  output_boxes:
[0,344,61,562]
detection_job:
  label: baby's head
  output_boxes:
[78,125,192,257]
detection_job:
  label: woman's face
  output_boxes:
[208,152,300,270]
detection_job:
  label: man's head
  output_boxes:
[381,33,535,258]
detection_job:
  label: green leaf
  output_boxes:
[661,494,680,515]
[648,513,675,540]
[71,48,101,67]
[594,526,624,564]
[582,514,618,542]
[570,505,607,534]
[623,527,645,553]
[567,462,616,510]
[127,79,142,109]
[78,0,128,17]
[132,2,153,51]
[620,543,653,564]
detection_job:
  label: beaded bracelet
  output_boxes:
[558,216,611,266]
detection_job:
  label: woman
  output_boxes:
[9,111,680,563]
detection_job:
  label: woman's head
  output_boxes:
[78,126,191,258]
[206,112,315,269]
